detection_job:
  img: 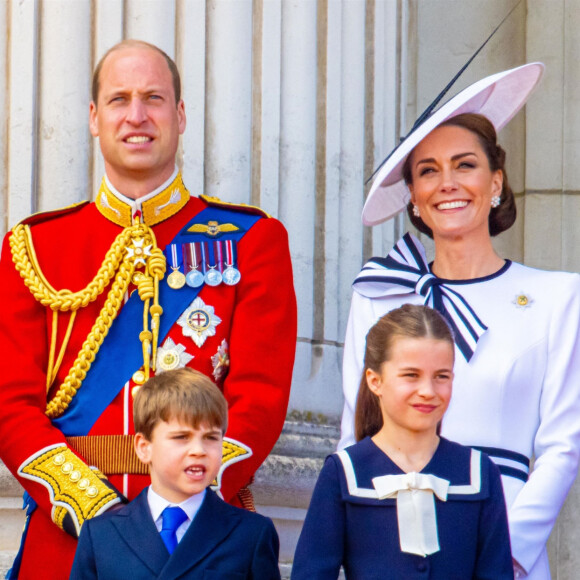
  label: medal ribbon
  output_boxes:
[200,242,209,274]
[205,242,218,271]
[352,233,487,361]
[225,240,237,267]
[214,241,224,273]
[183,242,201,273]
[165,243,183,273]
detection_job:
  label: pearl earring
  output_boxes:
[412,205,420,217]
[491,195,501,208]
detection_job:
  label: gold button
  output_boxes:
[70,470,81,482]
[53,453,65,466]
[132,386,141,399]
[78,478,90,490]
[517,295,528,306]
[86,486,99,498]
[61,462,73,474]
[132,370,146,385]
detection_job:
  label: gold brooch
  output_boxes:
[512,292,534,309]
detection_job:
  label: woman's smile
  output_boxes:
[408,125,502,242]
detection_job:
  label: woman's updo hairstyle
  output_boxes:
[402,113,516,238]
[354,304,454,442]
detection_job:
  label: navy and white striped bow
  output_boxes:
[353,233,487,361]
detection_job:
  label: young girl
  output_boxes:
[292,304,512,579]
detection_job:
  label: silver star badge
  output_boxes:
[156,337,194,372]
[177,297,222,348]
[126,238,152,266]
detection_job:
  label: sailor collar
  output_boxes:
[96,168,190,227]
[335,437,488,504]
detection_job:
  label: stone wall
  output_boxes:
[2,0,580,577]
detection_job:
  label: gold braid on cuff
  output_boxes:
[18,445,122,536]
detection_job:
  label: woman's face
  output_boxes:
[407,124,503,242]
[366,337,454,437]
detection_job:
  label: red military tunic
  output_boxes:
[0,173,297,579]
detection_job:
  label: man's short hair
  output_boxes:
[91,39,182,105]
[133,368,228,440]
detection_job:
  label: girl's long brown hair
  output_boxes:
[354,304,454,441]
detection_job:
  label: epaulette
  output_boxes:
[16,201,91,228]
[200,194,271,218]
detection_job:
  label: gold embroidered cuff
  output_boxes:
[18,444,123,537]
[213,437,253,492]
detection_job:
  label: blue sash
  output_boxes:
[52,206,261,435]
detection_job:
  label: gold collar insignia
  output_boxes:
[96,174,190,227]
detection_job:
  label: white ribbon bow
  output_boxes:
[372,472,450,557]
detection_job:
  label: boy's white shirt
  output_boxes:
[147,485,206,543]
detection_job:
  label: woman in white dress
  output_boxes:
[339,63,580,579]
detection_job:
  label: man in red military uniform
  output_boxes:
[0,40,297,579]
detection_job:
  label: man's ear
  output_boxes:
[89,102,99,137]
[177,99,186,135]
[134,432,152,465]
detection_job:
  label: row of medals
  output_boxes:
[167,264,241,289]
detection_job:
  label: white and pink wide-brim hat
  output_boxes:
[362,62,545,226]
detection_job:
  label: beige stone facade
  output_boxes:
[1,1,580,577]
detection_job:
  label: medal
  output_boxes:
[186,269,205,288]
[201,241,222,286]
[177,297,222,348]
[222,266,241,286]
[183,242,205,287]
[167,268,186,289]
[205,267,222,286]
[165,244,185,289]
[223,241,241,286]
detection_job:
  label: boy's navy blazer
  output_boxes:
[69,488,281,580]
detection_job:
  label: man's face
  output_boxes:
[89,46,186,195]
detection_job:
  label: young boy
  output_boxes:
[69,368,281,579]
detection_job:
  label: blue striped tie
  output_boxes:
[160,506,188,554]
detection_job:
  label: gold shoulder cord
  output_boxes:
[9,220,166,419]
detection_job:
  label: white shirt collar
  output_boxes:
[147,484,206,526]
[104,166,179,214]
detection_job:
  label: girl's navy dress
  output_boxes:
[292,437,513,579]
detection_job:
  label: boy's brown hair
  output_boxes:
[133,368,228,439]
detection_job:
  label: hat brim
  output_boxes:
[362,62,545,226]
